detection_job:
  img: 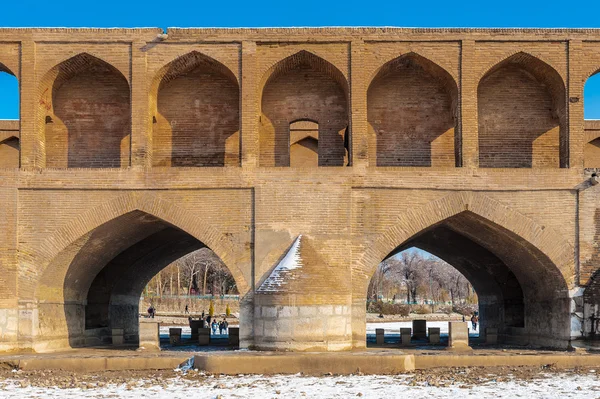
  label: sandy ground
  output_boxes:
[0,365,597,398]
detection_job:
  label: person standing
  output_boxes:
[220,318,229,335]
[185,305,189,314]
[470,313,478,330]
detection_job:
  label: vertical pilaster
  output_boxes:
[0,187,18,351]
[350,40,368,167]
[460,40,478,168]
[568,40,584,169]
[130,41,151,168]
[19,39,41,168]
[241,41,258,168]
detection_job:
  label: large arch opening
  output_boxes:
[365,210,570,348]
[367,248,480,345]
[478,53,567,168]
[367,53,459,167]
[36,210,243,350]
[39,53,131,168]
[584,70,600,168]
[259,51,349,167]
[140,247,240,343]
[151,52,240,167]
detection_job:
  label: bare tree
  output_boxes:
[398,251,426,304]
[367,250,475,306]
[144,247,239,297]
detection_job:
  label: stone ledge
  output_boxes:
[194,351,415,375]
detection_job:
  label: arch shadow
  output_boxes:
[477,52,567,168]
[367,52,459,167]
[150,51,240,167]
[38,53,131,168]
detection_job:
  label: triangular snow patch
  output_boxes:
[257,235,303,293]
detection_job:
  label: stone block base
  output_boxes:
[428,327,440,344]
[229,327,240,346]
[448,322,470,350]
[138,321,160,350]
[198,328,210,346]
[400,328,411,346]
[413,320,427,339]
[376,328,384,345]
[252,299,353,351]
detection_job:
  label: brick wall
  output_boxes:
[0,28,599,350]
[43,54,131,168]
[367,54,457,167]
[153,53,240,167]
[259,50,348,166]
[478,63,561,168]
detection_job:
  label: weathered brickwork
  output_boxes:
[2,28,600,351]
[367,53,457,167]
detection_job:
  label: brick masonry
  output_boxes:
[1,28,600,351]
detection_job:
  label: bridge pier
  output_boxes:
[251,294,353,351]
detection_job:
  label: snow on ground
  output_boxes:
[163,321,478,339]
[0,371,598,399]
[366,321,479,335]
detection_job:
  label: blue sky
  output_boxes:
[1,0,600,119]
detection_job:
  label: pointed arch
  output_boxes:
[360,191,573,283]
[584,121,600,167]
[259,50,349,167]
[0,62,19,120]
[259,50,349,101]
[354,191,572,348]
[38,52,131,168]
[150,51,240,167]
[0,61,16,77]
[477,52,567,168]
[31,192,249,350]
[367,52,460,167]
[33,192,249,300]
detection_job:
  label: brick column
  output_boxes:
[350,40,368,167]
[241,41,258,168]
[568,40,584,169]
[0,187,18,351]
[130,41,151,168]
[460,40,478,168]
[19,39,42,168]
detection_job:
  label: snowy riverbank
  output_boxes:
[0,367,597,398]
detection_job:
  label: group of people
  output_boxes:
[199,311,229,335]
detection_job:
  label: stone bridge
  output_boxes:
[1,27,600,352]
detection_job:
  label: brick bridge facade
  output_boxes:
[1,28,600,352]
